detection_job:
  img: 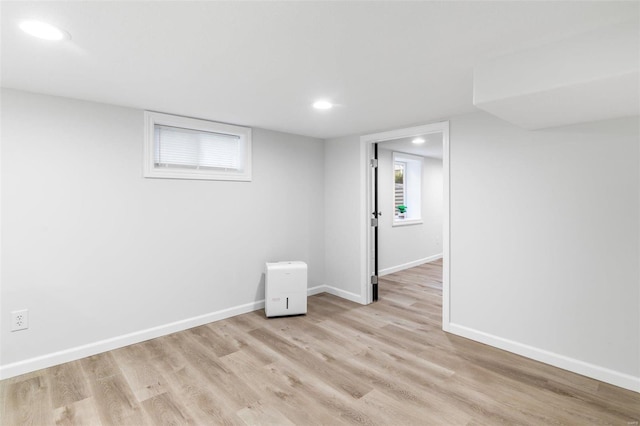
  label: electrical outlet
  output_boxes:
[11,309,28,331]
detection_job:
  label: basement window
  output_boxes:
[144,111,252,181]
[393,152,422,225]
[394,162,407,215]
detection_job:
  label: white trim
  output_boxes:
[0,285,336,380]
[321,285,366,305]
[448,323,640,393]
[143,111,252,182]
[392,151,423,224]
[441,122,450,331]
[360,121,450,312]
[379,254,443,277]
[0,299,260,380]
[307,285,326,296]
[361,141,371,304]
[392,219,423,227]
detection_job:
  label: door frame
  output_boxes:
[360,121,451,330]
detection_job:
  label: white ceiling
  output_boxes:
[1,1,637,139]
[473,20,639,129]
[378,133,443,160]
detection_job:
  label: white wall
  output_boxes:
[448,112,639,389]
[378,148,442,274]
[323,135,364,302]
[3,88,637,390]
[324,112,639,391]
[0,89,325,376]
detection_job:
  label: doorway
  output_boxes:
[360,122,450,330]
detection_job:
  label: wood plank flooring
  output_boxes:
[1,259,639,425]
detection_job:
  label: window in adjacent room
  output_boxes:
[394,161,407,217]
[393,152,423,225]
[144,111,252,181]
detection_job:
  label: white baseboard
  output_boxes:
[0,299,266,380]
[319,285,365,304]
[0,285,339,380]
[379,254,443,276]
[447,322,640,393]
[307,285,326,296]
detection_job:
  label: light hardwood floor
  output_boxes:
[1,260,639,425]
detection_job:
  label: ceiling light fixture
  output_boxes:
[19,20,69,41]
[312,100,333,110]
[412,137,426,144]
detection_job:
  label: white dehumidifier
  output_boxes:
[265,261,307,318]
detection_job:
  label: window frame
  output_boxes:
[143,111,252,181]
[394,161,407,217]
[392,152,423,226]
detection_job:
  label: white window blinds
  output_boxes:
[154,125,242,171]
[144,111,252,181]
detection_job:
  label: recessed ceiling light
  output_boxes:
[412,137,426,144]
[312,100,333,110]
[19,20,69,41]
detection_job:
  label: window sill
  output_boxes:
[145,167,251,182]
[393,218,423,227]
